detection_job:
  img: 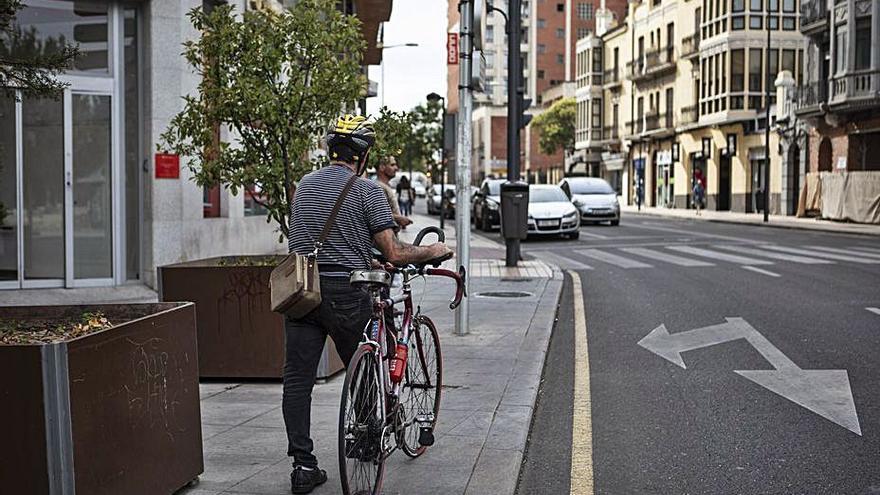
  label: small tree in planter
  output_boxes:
[531,96,576,165]
[157,0,365,378]
[161,0,365,240]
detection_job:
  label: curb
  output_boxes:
[622,209,880,237]
[464,266,565,495]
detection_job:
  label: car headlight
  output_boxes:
[563,211,577,220]
[573,199,584,208]
[487,200,499,210]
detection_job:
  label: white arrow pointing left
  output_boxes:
[638,318,862,435]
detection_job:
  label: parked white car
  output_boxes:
[559,177,621,225]
[390,171,429,197]
[527,185,580,239]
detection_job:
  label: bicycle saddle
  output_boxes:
[350,269,392,287]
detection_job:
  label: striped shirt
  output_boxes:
[288,164,396,271]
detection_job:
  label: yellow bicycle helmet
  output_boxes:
[326,114,376,164]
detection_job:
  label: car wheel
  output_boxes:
[481,213,491,231]
[610,219,620,226]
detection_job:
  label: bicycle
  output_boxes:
[338,226,466,495]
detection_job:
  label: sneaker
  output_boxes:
[290,464,327,494]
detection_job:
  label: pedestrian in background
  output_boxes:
[693,176,705,216]
[376,156,412,230]
[397,175,414,216]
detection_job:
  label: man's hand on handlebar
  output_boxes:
[373,227,454,267]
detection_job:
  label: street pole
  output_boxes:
[455,0,474,336]
[505,0,522,267]
[763,7,772,223]
[439,103,447,230]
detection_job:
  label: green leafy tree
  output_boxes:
[398,100,443,177]
[531,97,576,156]
[0,0,79,99]
[372,107,414,162]
[160,0,365,240]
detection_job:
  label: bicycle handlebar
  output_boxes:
[425,265,467,310]
[413,226,445,246]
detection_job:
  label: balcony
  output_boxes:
[800,0,828,36]
[680,104,699,125]
[795,81,828,116]
[627,47,677,84]
[603,125,620,141]
[830,70,880,105]
[681,34,700,60]
[603,69,622,89]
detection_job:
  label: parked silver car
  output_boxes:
[559,177,620,225]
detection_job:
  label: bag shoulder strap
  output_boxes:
[313,173,359,253]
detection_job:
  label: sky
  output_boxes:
[365,0,448,116]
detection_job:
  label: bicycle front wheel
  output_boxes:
[400,315,443,458]
[339,345,386,495]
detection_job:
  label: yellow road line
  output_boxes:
[569,270,594,495]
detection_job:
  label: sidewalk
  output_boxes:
[621,204,880,236]
[181,214,564,495]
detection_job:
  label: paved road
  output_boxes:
[500,213,880,494]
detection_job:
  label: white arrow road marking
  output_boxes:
[866,307,880,317]
[638,317,862,435]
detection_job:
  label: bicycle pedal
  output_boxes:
[418,427,435,447]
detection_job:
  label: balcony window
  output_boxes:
[855,20,871,70]
[592,49,603,73]
[591,99,602,129]
[750,15,763,29]
[783,0,795,12]
[750,0,762,11]
[733,16,746,29]
[577,2,593,19]
[782,17,796,29]
[768,0,779,11]
[782,49,795,76]
[577,27,590,39]
[731,49,745,92]
[834,30,847,74]
[769,15,779,29]
[749,48,763,94]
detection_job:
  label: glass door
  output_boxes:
[0,95,18,289]
[67,92,113,285]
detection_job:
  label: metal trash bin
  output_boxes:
[500,181,530,240]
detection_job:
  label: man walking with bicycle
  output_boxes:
[284,115,452,494]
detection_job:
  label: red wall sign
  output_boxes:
[447,33,459,65]
[155,153,180,179]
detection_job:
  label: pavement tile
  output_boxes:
[204,426,288,461]
[199,382,240,400]
[445,410,494,438]
[463,448,523,495]
[484,404,532,451]
[201,401,279,427]
[202,423,235,441]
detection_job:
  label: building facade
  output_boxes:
[575,0,808,214]
[796,0,880,172]
[0,0,390,291]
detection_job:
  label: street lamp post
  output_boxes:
[763,5,772,223]
[377,42,419,108]
[427,93,447,230]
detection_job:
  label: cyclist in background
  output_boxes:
[283,115,452,494]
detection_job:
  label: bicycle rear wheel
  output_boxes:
[400,315,443,458]
[339,345,386,495]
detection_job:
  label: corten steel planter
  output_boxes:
[0,303,202,495]
[158,256,343,379]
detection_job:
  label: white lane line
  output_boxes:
[538,251,594,270]
[578,231,609,240]
[806,245,880,260]
[621,247,715,267]
[760,245,880,264]
[741,266,782,277]
[569,271,594,495]
[667,246,774,266]
[713,244,835,264]
[866,307,880,317]
[851,246,880,256]
[575,249,653,269]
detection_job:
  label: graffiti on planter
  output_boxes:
[218,268,269,334]
[124,337,190,441]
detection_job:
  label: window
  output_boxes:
[538,44,546,54]
[769,15,779,29]
[577,27,590,39]
[749,0,761,11]
[486,25,495,43]
[855,20,871,70]
[733,16,746,29]
[537,18,546,28]
[750,15,762,29]
[591,99,602,128]
[782,16,796,30]
[577,2,593,19]
[557,2,565,11]
[204,185,221,218]
[731,49,744,92]
[665,87,674,127]
[538,69,545,79]
[557,28,565,38]
[557,53,565,64]
[781,49,795,76]
[768,49,778,102]
[244,185,268,216]
[592,49,602,72]
[768,0,778,11]
[834,29,847,74]
[749,48,763,100]
[782,0,795,12]
[486,52,495,68]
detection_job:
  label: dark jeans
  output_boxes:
[282,274,372,468]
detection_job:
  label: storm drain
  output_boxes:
[473,291,534,298]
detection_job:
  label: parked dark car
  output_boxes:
[560,177,621,225]
[472,178,505,231]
